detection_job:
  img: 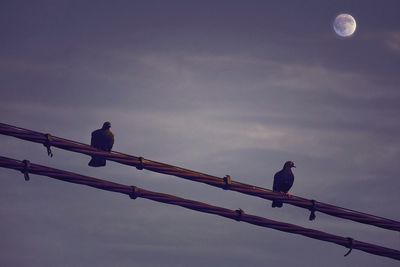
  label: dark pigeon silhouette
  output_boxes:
[88,122,114,167]
[272,161,296,208]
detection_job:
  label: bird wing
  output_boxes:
[90,129,103,149]
[281,172,294,192]
[273,171,284,192]
[104,131,114,151]
[273,170,294,193]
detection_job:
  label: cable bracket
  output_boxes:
[129,186,139,199]
[43,133,53,157]
[21,160,31,181]
[223,175,232,190]
[309,199,317,221]
[344,237,354,257]
[136,157,144,170]
[235,208,244,221]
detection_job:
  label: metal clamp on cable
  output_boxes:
[223,175,232,190]
[21,160,31,181]
[309,199,317,221]
[43,133,53,157]
[344,237,354,257]
[136,157,144,170]
[129,186,139,199]
[235,208,244,221]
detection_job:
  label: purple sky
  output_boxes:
[1,1,400,266]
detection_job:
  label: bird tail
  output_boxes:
[271,200,283,208]
[88,156,106,167]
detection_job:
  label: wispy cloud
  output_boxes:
[385,31,400,54]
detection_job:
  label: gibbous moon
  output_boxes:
[333,14,356,37]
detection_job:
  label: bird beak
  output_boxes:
[293,165,296,168]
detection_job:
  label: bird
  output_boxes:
[88,121,114,167]
[271,161,296,208]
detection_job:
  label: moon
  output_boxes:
[333,14,356,37]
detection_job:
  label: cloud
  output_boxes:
[1,8,400,265]
[385,31,400,54]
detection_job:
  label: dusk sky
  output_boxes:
[1,1,400,266]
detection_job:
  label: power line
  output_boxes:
[0,122,399,232]
[1,156,399,261]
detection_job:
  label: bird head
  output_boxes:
[284,161,296,169]
[102,121,111,129]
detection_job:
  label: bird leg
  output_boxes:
[283,192,293,198]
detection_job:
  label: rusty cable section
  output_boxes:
[0,156,399,261]
[0,122,399,232]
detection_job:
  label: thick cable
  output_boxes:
[0,122,399,232]
[0,156,399,261]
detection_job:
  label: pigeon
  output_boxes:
[271,161,296,208]
[88,122,114,167]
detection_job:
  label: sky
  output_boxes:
[1,0,400,266]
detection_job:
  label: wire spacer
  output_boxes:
[129,186,139,199]
[344,237,354,257]
[235,208,244,221]
[309,199,317,221]
[43,133,53,157]
[21,160,31,181]
[223,175,232,190]
[136,157,144,170]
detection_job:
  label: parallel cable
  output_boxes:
[0,156,399,261]
[0,122,399,232]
